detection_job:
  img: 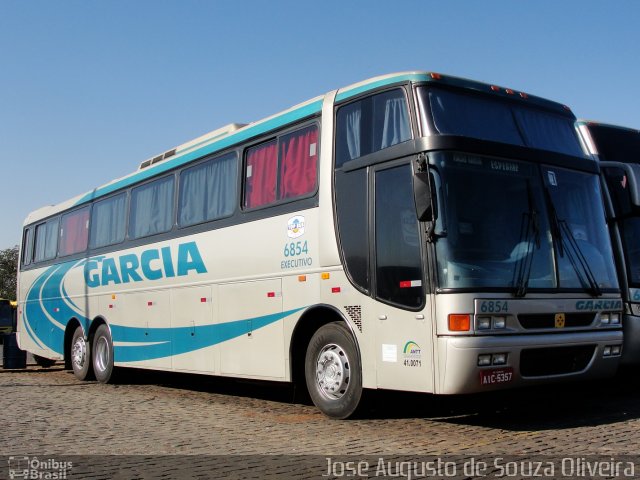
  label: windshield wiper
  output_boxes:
[513,181,540,297]
[557,220,602,297]
[544,186,602,297]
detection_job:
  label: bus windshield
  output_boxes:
[422,86,586,158]
[429,152,617,292]
[603,164,640,288]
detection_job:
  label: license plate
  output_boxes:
[480,367,514,386]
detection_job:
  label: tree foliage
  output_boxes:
[0,246,18,300]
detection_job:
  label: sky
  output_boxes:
[1,0,639,250]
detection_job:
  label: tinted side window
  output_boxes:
[59,207,90,256]
[179,152,237,227]
[279,125,318,200]
[244,124,319,209]
[245,140,277,208]
[335,168,369,292]
[129,176,175,239]
[375,164,424,308]
[335,89,411,167]
[90,193,127,249]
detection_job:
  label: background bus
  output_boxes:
[17,72,623,418]
[577,121,640,364]
[0,299,16,337]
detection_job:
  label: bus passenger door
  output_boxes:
[372,162,434,392]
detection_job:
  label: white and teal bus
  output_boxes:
[17,72,623,418]
[577,121,640,364]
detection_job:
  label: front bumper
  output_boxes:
[437,330,622,394]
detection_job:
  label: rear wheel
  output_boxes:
[92,324,114,383]
[305,322,363,419]
[71,326,94,381]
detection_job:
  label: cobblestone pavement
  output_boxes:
[1,358,639,478]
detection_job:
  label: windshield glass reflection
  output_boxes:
[431,152,618,292]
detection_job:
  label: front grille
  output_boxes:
[518,313,595,329]
[520,345,596,377]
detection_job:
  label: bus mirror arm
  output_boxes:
[601,161,640,210]
[413,153,433,222]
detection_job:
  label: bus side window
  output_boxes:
[21,228,33,266]
[179,152,237,227]
[375,164,424,309]
[335,88,411,168]
[244,124,319,209]
[245,140,277,209]
[59,206,90,257]
[129,176,175,239]
[34,218,60,262]
[279,125,318,200]
[90,193,127,249]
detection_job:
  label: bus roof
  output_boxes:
[24,71,575,226]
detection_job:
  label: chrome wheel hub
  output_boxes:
[315,344,350,399]
[94,336,110,373]
[72,336,87,369]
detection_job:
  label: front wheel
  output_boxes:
[71,326,94,381]
[92,324,115,383]
[305,322,363,419]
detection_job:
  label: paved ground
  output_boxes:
[1,345,639,478]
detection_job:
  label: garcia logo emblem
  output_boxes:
[287,215,305,239]
[555,313,566,328]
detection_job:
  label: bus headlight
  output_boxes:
[610,313,621,325]
[476,316,506,330]
[478,354,492,366]
[492,353,507,365]
[492,317,506,329]
[600,313,610,325]
[477,317,491,330]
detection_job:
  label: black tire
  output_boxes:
[92,324,115,383]
[70,325,94,381]
[305,322,363,419]
[33,354,56,368]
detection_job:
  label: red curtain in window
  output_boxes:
[60,208,89,256]
[245,141,277,208]
[280,126,318,199]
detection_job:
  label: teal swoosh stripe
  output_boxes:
[111,308,303,362]
[24,262,78,354]
[24,261,305,363]
[334,73,429,102]
[22,309,44,349]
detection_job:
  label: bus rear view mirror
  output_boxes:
[601,161,640,210]
[413,170,433,222]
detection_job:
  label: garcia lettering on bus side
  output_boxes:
[83,241,207,288]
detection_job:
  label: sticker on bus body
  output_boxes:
[287,215,305,238]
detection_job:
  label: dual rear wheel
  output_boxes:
[70,324,114,383]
